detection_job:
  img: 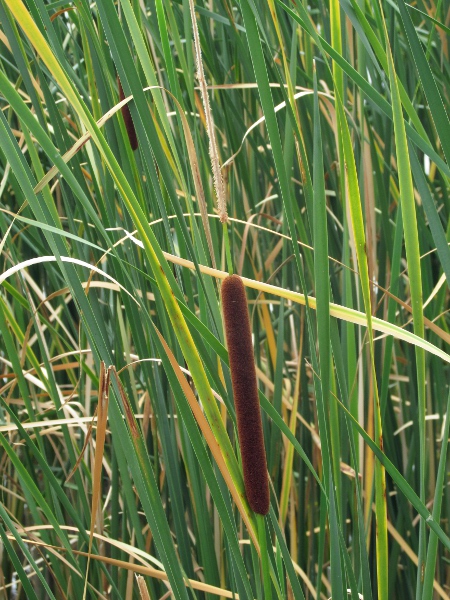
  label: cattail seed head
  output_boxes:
[117,76,138,151]
[221,274,270,515]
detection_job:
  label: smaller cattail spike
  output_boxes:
[117,76,138,152]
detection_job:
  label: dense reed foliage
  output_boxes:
[0,0,449,598]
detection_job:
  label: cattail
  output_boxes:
[221,275,270,515]
[117,76,138,151]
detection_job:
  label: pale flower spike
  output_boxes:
[188,0,228,223]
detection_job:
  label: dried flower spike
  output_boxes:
[188,0,227,223]
[117,76,138,151]
[221,274,269,515]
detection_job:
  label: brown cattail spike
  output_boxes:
[221,275,270,515]
[117,76,138,151]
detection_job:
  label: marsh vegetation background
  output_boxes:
[0,0,449,598]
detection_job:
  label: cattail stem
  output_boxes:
[222,222,233,276]
[221,275,269,515]
[117,76,138,151]
[257,513,273,598]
